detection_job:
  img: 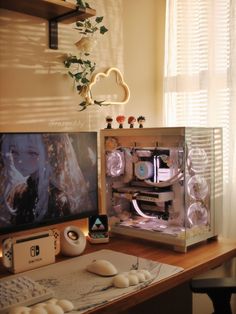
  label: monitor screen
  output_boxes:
[0,132,98,234]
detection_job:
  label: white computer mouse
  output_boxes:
[86,259,118,277]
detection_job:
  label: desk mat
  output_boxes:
[24,249,184,313]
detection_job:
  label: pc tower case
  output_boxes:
[100,127,222,252]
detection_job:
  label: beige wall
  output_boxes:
[0,0,165,132]
[0,0,166,241]
[123,0,165,127]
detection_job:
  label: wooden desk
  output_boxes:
[83,236,236,314]
[1,235,236,313]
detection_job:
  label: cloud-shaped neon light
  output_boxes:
[88,67,130,105]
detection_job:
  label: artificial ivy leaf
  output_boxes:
[78,101,89,111]
[84,60,91,66]
[100,26,108,34]
[81,77,89,84]
[76,21,84,27]
[76,0,90,9]
[79,106,87,111]
[68,71,75,78]
[76,0,85,7]
[90,65,96,72]
[79,101,87,107]
[94,100,105,106]
[68,57,80,64]
[85,20,92,28]
[75,72,83,80]
[96,16,104,24]
[64,60,71,68]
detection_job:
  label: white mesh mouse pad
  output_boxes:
[24,249,184,313]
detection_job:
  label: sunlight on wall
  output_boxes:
[122,0,161,127]
[0,1,124,132]
[0,0,164,132]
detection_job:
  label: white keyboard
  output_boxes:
[0,275,54,314]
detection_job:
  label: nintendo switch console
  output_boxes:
[100,127,223,252]
[2,229,60,273]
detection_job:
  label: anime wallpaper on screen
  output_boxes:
[0,132,98,233]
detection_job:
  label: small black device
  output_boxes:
[88,214,109,243]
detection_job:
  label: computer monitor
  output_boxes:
[0,132,98,234]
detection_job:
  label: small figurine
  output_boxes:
[105,115,113,129]
[137,115,146,128]
[116,115,126,128]
[128,116,136,128]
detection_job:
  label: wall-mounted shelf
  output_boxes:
[0,0,96,49]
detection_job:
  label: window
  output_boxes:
[164,0,236,237]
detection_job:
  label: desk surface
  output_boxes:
[83,236,236,313]
[1,235,236,314]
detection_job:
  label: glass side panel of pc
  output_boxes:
[100,127,222,252]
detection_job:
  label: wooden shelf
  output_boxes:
[0,0,96,49]
[0,0,96,23]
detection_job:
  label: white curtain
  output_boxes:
[164,0,236,238]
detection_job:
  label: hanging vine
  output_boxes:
[63,0,108,111]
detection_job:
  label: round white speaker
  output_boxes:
[60,226,86,257]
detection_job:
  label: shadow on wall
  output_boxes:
[0,7,124,132]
